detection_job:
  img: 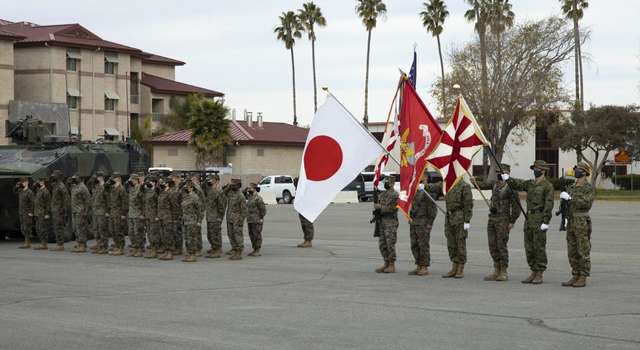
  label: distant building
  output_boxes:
[0,19,222,144]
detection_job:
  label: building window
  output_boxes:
[104,98,117,111]
[167,148,178,157]
[256,148,264,157]
[104,52,118,75]
[66,58,78,72]
[152,98,163,122]
[67,96,79,109]
[104,61,116,74]
[226,147,236,157]
[130,72,139,104]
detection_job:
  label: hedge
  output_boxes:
[611,174,640,190]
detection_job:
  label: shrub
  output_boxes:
[611,174,640,190]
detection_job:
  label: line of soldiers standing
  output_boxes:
[15,170,267,262]
[373,160,595,288]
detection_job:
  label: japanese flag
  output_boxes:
[294,95,383,222]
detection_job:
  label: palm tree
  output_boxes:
[561,0,588,111]
[420,0,449,120]
[299,2,327,113]
[275,11,303,126]
[464,0,490,120]
[356,0,387,127]
[188,98,232,169]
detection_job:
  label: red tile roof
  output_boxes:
[0,29,24,41]
[146,120,308,146]
[141,72,223,98]
[141,52,185,66]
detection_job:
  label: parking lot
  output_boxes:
[1,201,639,350]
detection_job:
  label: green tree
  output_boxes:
[158,94,200,133]
[298,2,327,113]
[420,0,449,120]
[187,98,232,170]
[548,105,640,186]
[356,0,387,127]
[275,11,303,126]
[560,0,589,111]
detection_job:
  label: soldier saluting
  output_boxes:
[32,178,51,250]
[560,162,595,288]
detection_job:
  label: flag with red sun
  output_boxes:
[428,95,490,195]
[294,94,383,222]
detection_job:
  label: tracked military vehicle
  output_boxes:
[0,102,149,239]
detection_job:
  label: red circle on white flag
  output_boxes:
[304,135,343,181]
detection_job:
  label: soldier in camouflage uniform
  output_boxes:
[169,172,183,255]
[142,177,161,258]
[127,174,146,257]
[560,162,595,288]
[70,175,91,253]
[225,178,247,260]
[190,174,205,256]
[32,178,51,250]
[181,180,203,262]
[107,173,128,255]
[484,164,521,282]
[16,177,34,249]
[90,171,109,254]
[375,176,399,274]
[508,160,555,284]
[294,177,315,248]
[157,179,177,260]
[246,183,266,257]
[408,179,438,276]
[50,170,69,251]
[204,175,226,258]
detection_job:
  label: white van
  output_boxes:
[258,175,296,204]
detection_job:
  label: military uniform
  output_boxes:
[17,181,35,248]
[70,178,91,252]
[508,160,554,284]
[33,183,51,248]
[142,182,161,258]
[375,177,399,273]
[246,186,266,255]
[50,173,69,249]
[409,186,437,275]
[205,179,226,257]
[157,183,177,260]
[90,178,109,253]
[485,164,521,281]
[562,162,595,288]
[225,179,247,259]
[107,174,128,255]
[191,179,205,254]
[127,178,146,256]
[297,214,315,247]
[181,185,203,261]
[169,173,183,254]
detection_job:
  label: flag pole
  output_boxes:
[323,86,447,216]
[465,169,491,207]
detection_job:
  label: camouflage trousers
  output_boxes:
[378,219,398,263]
[35,216,50,244]
[145,219,162,250]
[227,221,244,251]
[183,223,201,255]
[248,222,263,250]
[108,215,127,249]
[524,215,548,272]
[410,223,432,267]
[52,211,66,245]
[445,219,467,264]
[20,215,34,241]
[92,214,108,249]
[567,216,592,277]
[299,214,314,241]
[196,220,203,253]
[160,219,176,252]
[487,216,511,268]
[72,213,90,244]
[174,221,183,251]
[128,218,146,250]
[207,220,222,251]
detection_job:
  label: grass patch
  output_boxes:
[595,189,640,201]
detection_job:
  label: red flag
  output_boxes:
[397,80,442,216]
[428,95,490,194]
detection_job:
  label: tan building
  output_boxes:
[0,29,24,144]
[146,117,308,178]
[0,20,222,144]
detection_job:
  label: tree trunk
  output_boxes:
[436,34,446,120]
[478,28,489,176]
[290,47,298,126]
[577,23,584,110]
[312,38,318,113]
[572,15,581,110]
[363,29,372,127]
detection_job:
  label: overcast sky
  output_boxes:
[4,0,639,126]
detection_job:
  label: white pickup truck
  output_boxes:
[257,175,296,204]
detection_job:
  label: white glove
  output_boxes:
[501,174,510,181]
[560,191,571,200]
[540,223,549,231]
[463,223,470,230]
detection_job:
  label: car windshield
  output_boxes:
[259,177,271,185]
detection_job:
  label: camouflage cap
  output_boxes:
[249,182,258,188]
[574,161,592,175]
[529,160,550,171]
[51,170,63,178]
[128,173,139,180]
[208,174,220,181]
[231,178,242,185]
[384,175,396,185]
[111,172,122,178]
[170,171,182,177]
[19,176,29,182]
[95,171,105,177]
[499,164,511,173]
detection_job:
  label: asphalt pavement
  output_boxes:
[1,200,639,350]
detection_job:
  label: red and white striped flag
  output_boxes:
[373,116,399,188]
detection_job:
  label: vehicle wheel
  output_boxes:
[282,190,292,204]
